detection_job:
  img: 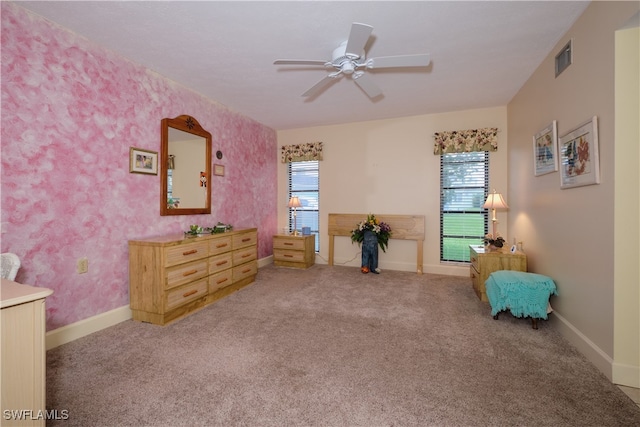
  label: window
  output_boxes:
[288,160,319,251]
[440,152,489,262]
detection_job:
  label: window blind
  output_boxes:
[288,161,320,251]
[440,152,489,262]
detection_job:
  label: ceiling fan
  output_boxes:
[273,22,431,99]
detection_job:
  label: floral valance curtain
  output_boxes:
[433,128,498,155]
[281,141,324,163]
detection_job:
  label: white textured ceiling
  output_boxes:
[17,1,590,130]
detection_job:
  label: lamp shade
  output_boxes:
[287,196,302,208]
[483,191,509,210]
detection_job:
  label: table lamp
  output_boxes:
[287,196,302,235]
[483,189,509,238]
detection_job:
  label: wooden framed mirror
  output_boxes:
[160,115,212,216]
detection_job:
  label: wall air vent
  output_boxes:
[555,39,572,77]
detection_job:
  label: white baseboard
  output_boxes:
[258,255,273,268]
[613,362,640,388]
[550,312,614,381]
[46,258,275,350]
[46,305,132,350]
[552,312,640,387]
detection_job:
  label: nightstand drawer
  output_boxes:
[274,248,305,263]
[273,238,305,251]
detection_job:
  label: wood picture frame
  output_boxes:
[213,164,225,176]
[559,116,600,189]
[129,147,158,175]
[533,121,558,176]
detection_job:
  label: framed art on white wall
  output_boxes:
[559,116,600,189]
[533,120,558,176]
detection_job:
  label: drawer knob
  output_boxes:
[216,277,229,285]
[183,289,198,298]
[183,249,198,256]
[242,237,251,242]
[284,254,293,258]
[284,242,294,246]
[242,268,251,274]
[216,243,228,248]
[242,254,251,258]
[216,260,228,266]
[182,269,198,277]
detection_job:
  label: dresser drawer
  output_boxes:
[273,237,305,251]
[273,248,305,263]
[166,279,208,311]
[164,241,209,267]
[233,231,257,250]
[233,261,257,282]
[209,252,233,275]
[209,269,233,293]
[233,246,257,265]
[166,259,208,290]
[209,236,233,256]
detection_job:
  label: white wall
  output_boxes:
[507,1,639,385]
[277,106,508,276]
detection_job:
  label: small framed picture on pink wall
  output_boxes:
[129,147,158,175]
[213,164,225,176]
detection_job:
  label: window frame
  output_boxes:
[288,160,320,252]
[439,151,489,263]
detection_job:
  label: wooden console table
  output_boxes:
[327,213,425,274]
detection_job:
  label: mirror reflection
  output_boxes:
[160,115,212,216]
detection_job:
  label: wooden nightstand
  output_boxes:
[273,234,315,269]
[469,245,527,301]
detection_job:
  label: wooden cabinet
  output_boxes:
[273,234,315,269]
[129,228,257,325]
[1,279,53,426]
[469,245,527,301]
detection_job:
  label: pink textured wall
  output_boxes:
[0,3,277,330]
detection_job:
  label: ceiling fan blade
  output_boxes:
[302,74,340,97]
[366,54,431,69]
[345,22,373,58]
[353,73,382,99]
[274,59,328,66]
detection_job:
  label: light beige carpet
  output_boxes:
[46,264,640,426]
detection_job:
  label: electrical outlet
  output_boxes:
[77,257,88,274]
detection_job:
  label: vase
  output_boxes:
[361,230,379,274]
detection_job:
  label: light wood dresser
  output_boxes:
[273,234,315,269]
[1,279,53,426]
[129,228,257,325]
[469,245,527,302]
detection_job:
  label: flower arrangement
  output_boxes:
[351,214,392,252]
[184,222,233,236]
[483,233,505,248]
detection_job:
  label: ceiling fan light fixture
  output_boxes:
[341,61,355,75]
[274,22,430,99]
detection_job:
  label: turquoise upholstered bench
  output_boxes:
[485,270,557,329]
